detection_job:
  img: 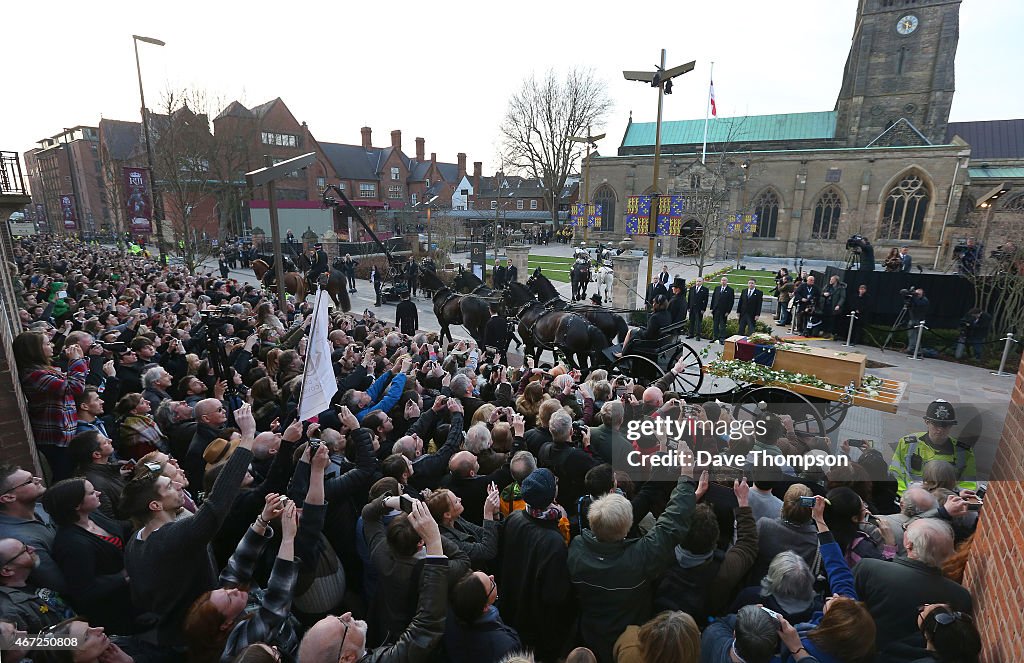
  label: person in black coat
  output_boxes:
[846,283,871,345]
[793,275,820,335]
[395,291,418,336]
[686,277,709,340]
[668,277,687,323]
[43,478,135,634]
[736,278,764,336]
[710,277,735,343]
[405,259,419,297]
[483,303,510,364]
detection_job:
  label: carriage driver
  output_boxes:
[888,399,978,495]
[259,253,297,288]
[305,243,329,294]
[612,293,672,359]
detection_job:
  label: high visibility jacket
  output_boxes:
[889,432,976,494]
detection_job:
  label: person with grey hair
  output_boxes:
[538,410,596,524]
[588,400,630,470]
[154,398,196,460]
[855,518,972,661]
[731,551,817,623]
[701,604,781,663]
[449,372,484,429]
[464,423,492,455]
[141,365,173,411]
[567,451,695,663]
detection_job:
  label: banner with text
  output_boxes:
[123,167,153,233]
[59,194,77,229]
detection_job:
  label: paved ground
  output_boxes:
[206,246,1014,481]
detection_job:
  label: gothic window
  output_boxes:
[1004,193,1024,212]
[880,173,930,240]
[690,174,701,189]
[594,184,616,232]
[751,190,779,238]
[812,189,842,239]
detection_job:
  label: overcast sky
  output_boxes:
[4,0,1021,174]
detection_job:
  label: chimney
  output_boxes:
[430,152,437,166]
[457,153,467,180]
[391,130,402,151]
[415,137,425,162]
[473,161,482,191]
[361,126,372,149]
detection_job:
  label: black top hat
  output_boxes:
[671,276,686,290]
[590,294,602,305]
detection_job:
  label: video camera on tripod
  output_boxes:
[845,235,875,271]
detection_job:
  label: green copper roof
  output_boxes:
[968,167,1024,179]
[622,110,837,147]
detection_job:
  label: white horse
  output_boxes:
[596,264,614,300]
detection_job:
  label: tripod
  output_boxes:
[845,248,861,271]
[881,301,911,352]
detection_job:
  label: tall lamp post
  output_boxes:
[570,127,605,244]
[624,50,695,289]
[133,34,166,263]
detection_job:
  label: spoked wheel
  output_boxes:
[610,354,665,387]
[821,398,850,434]
[666,345,704,395]
[732,386,826,439]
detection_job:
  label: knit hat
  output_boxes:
[520,468,557,508]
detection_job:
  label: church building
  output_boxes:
[586,0,1024,267]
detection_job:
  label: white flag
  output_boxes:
[297,290,338,422]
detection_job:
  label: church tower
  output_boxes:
[834,0,960,147]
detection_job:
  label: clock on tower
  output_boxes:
[896,15,919,35]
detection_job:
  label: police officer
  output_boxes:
[889,399,977,495]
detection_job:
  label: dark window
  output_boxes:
[751,190,779,238]
[812,189,842,239]
[690,174,701,189]
[881,173,929,240]
[594,184,616,232]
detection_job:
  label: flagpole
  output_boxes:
[701,61,714,164]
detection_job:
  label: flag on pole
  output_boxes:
[297,290,338,421]
[709,80,717,117]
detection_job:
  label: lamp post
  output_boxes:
[623,50,696,290]
[571,127,606,244]
[133,34,166,263]
[735,159,750,268]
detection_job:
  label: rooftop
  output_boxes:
[621,110,837,149]
[947,119,1024,160]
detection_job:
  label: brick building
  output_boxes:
[24,126,109,236]
[587,0,1024,267]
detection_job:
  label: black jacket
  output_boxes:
[687,286,709,312]
[78,463,126,520]
[395,299,419,336]
[668,293,687,323]
[538,441,597,517]
[710,286,735,314]
[737,288,764,318]
[483,315,509,350]
[363,558,450,663]
[52,513,135,633]
[499,510,573,662]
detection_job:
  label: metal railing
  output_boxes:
[0,151,28,196]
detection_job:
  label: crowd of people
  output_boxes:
[0,236,986,663]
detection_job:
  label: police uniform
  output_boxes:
[888,400,976,494]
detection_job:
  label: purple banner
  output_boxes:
[123,167,153,233]
[60,194,77,229]
[35,203,48,230]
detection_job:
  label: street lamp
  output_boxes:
[133,34,166,263]
[570,128,606,244]
[623,50,696,291]
[412,195,439,254]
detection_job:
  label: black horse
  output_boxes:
[452,268,501,297]
[419,268,490,345]
[504,281,606,372]
[528,268,629,345]
[570,260,592,301]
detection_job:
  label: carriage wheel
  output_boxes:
[821,399,849,434]
[666,345,704,395]
[732,386,826,439]
[610,354,666,387]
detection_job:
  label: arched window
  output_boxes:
[880,173,930,240]
[751,190,779,238]
[593,185,616,232]
[812,189,842,239]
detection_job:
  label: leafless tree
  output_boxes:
[500,68,611,226]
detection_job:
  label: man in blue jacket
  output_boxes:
[341,356,411,422]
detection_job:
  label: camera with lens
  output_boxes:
[898,287,916,302]
[845,235,871,254]
[96,341,127,353]
[198,304,234,325]
[571,420,587,445]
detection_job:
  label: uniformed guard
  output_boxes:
[889,399,977,494]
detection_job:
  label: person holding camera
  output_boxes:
[793,275,820,335]
[907,288,929,353]
[954,307,991,360]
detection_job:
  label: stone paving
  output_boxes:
[207,244,1014,480]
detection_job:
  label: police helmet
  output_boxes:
[924,399,957,425]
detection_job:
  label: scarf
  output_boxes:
[674,546,714,569]
[526,505,562,521]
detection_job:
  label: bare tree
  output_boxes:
[963,230,1024,350]
[500,68,611,226]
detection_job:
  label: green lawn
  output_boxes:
[526,255,574,283]
[716,268,777,289]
